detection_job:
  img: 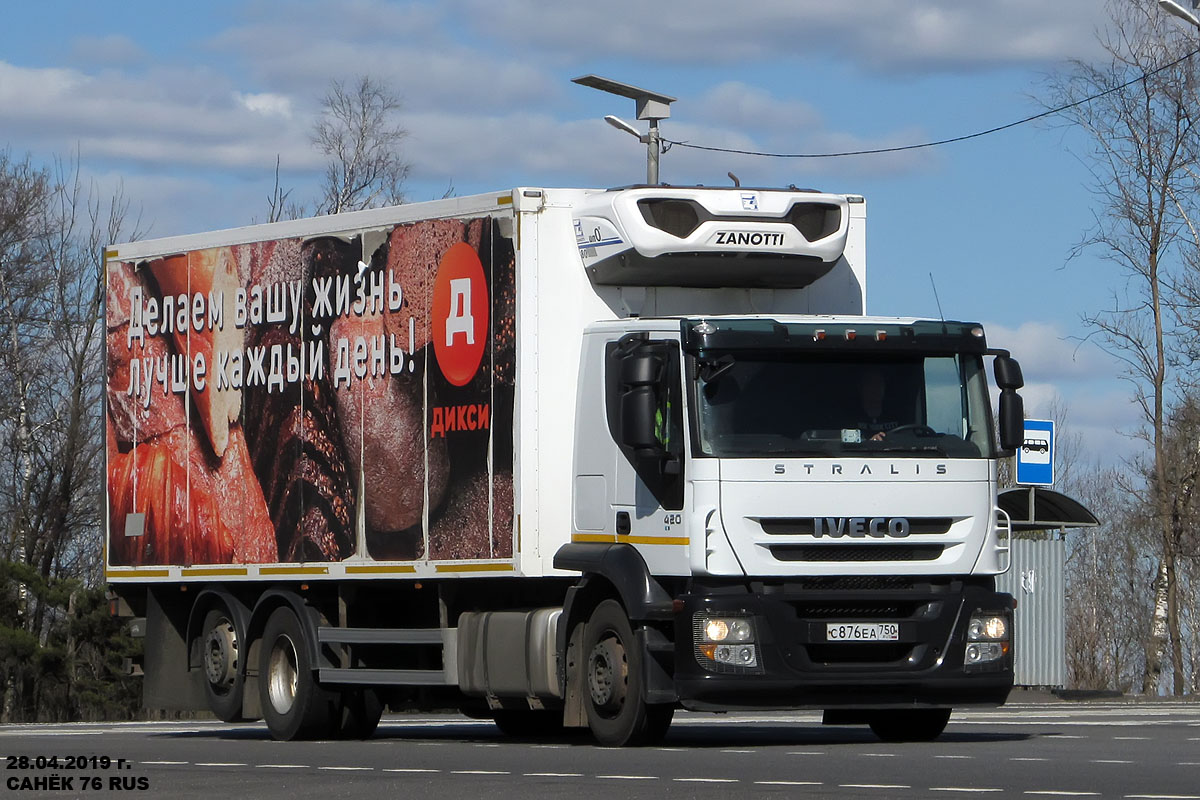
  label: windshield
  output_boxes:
[692,353,994,458]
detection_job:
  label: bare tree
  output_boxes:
[312,76,410,215]
[0,148,142,720]
[1044,0,1200,695]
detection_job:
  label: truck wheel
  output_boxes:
[200,608,245,722]
[582,599,673,746]
[337,688,383,739]
[868,708,952,742]
[259,606,338,740]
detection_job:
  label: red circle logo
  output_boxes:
[432,242,489,386]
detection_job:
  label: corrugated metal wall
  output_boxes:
[995,537,1066,688]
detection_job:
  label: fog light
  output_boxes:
[966,642,1005,664]
[713,644,758,668]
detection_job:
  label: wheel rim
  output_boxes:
[588,634,628,716]
[203,617,238,690]
[267,633,299,715]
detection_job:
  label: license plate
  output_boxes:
[826,622,900,642]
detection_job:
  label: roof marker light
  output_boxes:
[844,329,856,341]
[814,329,826,341]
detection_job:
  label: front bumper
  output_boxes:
[672,577,1013,711]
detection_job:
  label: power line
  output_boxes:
[661,47,1200,160]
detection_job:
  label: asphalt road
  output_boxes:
[2,698,1199,799]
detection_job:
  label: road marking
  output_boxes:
[531,745,567,749]
[841,784,910,790]
[1114,736,1150,740]
[1011,757,1050,761]
[721,749,754,753]
[935,755,975,759]
[475,743,502,748]
[1125,795,1200,799]
[1045,734,1087,739]
[1177,762,1200,766]
[256,764,307,769]
[930,789,1004,794]
[654,747,688,752]
[524,773,582,778]
[141,761,188,765]
[755,781,823,786]
[674,778,739,783]
[383,768,439,773]
[861,753,897,757]
[1091,759,1133,764]
[1024,793,1100,797]
[786,751,825,756]
[451,770,509,775]
[319,766,374,771]
[196,762,246,767]
[596,775,658,780]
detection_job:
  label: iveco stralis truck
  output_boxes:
[104,185,1024,746]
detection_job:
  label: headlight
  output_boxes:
[694,614,762,673]
[965,612,1011,668]
[703,617,754,643]
[968,615,1008,641]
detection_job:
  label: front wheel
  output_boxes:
[868,708,952,742]
[582,599,673,747]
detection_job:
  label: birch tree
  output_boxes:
[1044,0,1200,695]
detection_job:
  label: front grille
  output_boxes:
[791,603,921,620]
[792,576,915,591]
[806,643,913,664]
[759,517,954,535]
[770,545,945,562]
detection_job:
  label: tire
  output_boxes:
[868,708,952,742]
[200,608,245,722]
[258,606,339,741]
[337,688,384,740]
[582,599,674,747]
[492,709,565,738]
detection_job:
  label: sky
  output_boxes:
[0,0,1162,469]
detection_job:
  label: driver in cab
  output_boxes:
[855,368,901,441]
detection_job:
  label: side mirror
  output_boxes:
[994,355,1024,391]
[621,387,660,450]
[618,351,666,454]
[998,389,1024,453]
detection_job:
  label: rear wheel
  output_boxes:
[582,599,673,747]
[200,608,245,722]
[258,606,338,740]
[337,688,383,739]
[868,708,952,742]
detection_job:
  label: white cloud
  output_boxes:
[450,0,1108,72]
[235,92,293,118]
[0,61,316,172]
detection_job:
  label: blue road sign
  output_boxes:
[1016,419,1054,486]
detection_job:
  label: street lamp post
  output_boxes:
[572,74,676,185]
[1160,0,1200,29]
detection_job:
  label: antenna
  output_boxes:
[929,272,946,322]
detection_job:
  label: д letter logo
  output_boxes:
[432,242,489,386]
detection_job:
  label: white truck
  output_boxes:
[104,185,1024,745]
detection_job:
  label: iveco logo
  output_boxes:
[812,517,911,538]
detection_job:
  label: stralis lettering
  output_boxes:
[715,231,785,246]
[813,517,911,538]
